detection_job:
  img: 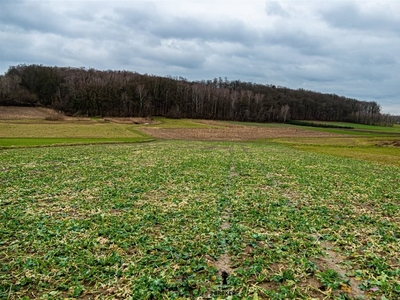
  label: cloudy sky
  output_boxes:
[1,0,399,114]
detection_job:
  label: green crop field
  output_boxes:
[1,137,399,299]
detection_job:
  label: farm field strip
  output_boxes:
[0,121,147,138]
[137,127,342,141]
[0,141,399,299]
[270,137,400,167]
[308,122,400,134]
[0,120,153,148]
[0,137,153,149]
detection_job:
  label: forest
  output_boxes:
[0,64,395,125]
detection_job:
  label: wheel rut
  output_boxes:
[212,150,237,289]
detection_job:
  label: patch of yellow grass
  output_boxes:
[271,136,400,167]
[148,117,221,128]
[0,121,143,138]
[296,145,400,167]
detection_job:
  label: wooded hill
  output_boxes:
[0,64,394,125]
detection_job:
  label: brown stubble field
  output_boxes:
[137,126,344,141]
[0,106,66,119]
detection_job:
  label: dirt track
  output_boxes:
[138,127,342,141]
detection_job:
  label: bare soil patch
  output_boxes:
[0,106,65,119]
[213,253,234,274]
[197,120,243,127]
[377,140,400,147]
[0,106,91,122]
[138,127,343,141]
[313,238,366,299]
[213,208,234,275]
[104,117,157,124]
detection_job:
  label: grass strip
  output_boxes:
[0,137,153,148]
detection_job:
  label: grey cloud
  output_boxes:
[265,1,289,17]
[142,47,206,70]
[107,37,207,72]
[114,6,259,45]
[262,29,327,57]
[0,1,65,34]
[151,18,258,44]
[0,0,127,43]
[113,5,156,31]
[320,2,400,34]
[1,0,399,114]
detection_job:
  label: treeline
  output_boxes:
[285,120,354,129]
[0,64,395,125]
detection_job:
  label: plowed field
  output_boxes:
[138,126,343,141]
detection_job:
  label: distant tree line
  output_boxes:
[0,64,395,126]
[285,120,354,129]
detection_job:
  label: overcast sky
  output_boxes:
[1,0,399,114]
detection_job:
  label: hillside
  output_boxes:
[0,64,394,126]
